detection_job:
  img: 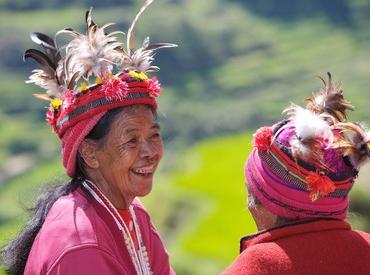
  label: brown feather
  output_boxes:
[144,42,178,51]
[30,32,60,67]
[85,8,96,30]
[333,122,369,169]
[67,72,81,90]
[24,49,55,73]
[306,72,353,122]
[127,0,154,54]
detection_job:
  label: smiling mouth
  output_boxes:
[131,165,156,176]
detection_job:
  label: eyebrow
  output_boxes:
[124,123,160,134]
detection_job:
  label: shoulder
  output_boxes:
[131,197,152,230]
[354,229,370,240]
[243,242,290,266]
[132,197,149,217]
[26,188,118,273]
[223,243,290,275]
[131,198,156,237]
[37,187,102,245]
[350,229,370,251]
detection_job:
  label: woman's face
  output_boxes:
[247,185,277,231]
[88,105,163,209]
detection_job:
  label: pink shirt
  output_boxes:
[24,187,175,275]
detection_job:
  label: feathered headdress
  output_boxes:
[333,122,370,170]
[253,72,369,204]
[306,72,353,122]
[25,0,177,135]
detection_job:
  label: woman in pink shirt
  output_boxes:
[1,2,177,274]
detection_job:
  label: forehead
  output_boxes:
[110,105,157,134]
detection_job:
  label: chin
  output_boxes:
[136,180,153,197]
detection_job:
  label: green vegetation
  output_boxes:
[1,0,370,274]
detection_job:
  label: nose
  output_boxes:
[139,140,159,160]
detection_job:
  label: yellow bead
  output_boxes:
[95,77,103,85]
[51,98,63,109]
[129,70,148,81]
[79,82,88,91]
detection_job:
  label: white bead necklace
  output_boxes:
[82,180,152,275]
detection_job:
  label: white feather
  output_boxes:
[289,105,333,147]
[62,29,123,78]
[120,37,177,73]
[125,47,154,72]
[26,69,62,98]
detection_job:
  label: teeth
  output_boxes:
[132,166,154,175]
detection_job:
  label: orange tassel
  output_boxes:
[305,172,335,201]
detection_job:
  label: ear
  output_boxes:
[79,139,99,169]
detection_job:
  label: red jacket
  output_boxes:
[222,219,370,275]
[24,187,175,275]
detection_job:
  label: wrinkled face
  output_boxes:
[91,105,163,208]
[246,184,277,231]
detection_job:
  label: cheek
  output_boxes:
[116,150,138,169]
[103,148,136,176]
[249,204,259,220]
[247,194,255,210]
[154,139,164,159]
[158,144,164,159]
[260,209,277,226]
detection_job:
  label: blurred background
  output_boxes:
[0,0,369,274]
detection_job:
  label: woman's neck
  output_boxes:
[85,173,132,210]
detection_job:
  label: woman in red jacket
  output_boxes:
[223,73,370,275]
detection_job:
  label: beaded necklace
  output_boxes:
[82,180,152,275]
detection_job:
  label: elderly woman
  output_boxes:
[1,2,176,275]
[223,73,370,275]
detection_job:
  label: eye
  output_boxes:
[150,132,161,139]
[125,137,138,146]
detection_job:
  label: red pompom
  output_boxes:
[305,172,335,201]
[101,77,128,100]
[61,90,76,112]
[147,77,162,98]
[253,127,273,152]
